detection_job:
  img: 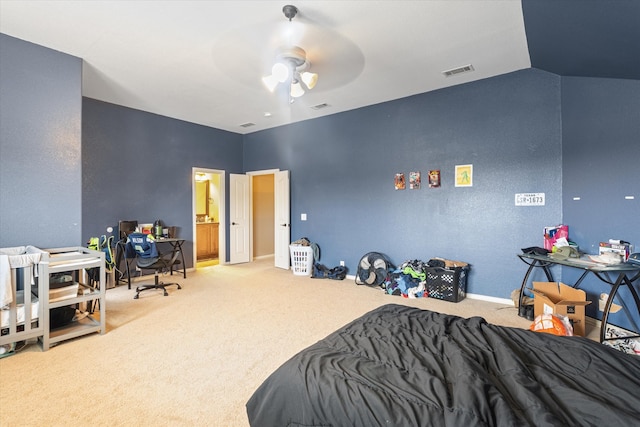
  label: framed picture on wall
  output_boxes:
[455,164,473,187]
[394,173,406,190]
[409,171,421,189]
[428,170,440,188]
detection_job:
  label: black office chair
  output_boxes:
[125,232,182,299]
[115,220,138,287]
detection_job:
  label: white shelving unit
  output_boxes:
[39,247,106,351]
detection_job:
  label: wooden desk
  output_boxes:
[155,238,187,279]
[116,237,186,289]
[518,253,640,343]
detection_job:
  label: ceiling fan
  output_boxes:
[211,3,364,104]
[261,5,318,102]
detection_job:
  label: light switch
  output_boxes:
[301,213,307,221]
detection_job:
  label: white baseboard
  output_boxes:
[586,316,600,329]
[465,293,513,306]
[344,274,515,306]
[586,316,637,336]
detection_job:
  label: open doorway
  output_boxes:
[251,173,275,260]
[244,169,290,269]
[227,169,289,267]
[192,168,225,269]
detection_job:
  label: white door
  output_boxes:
[274,170,291,269]
[229,173,250,264]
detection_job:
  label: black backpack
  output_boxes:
[355,252,394,287]
[311,263,348,280]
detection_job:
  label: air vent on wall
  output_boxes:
[239,122,255,128]
[310,103,330,110]
[442,64,474,77]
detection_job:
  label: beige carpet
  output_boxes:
[2,258,542,426]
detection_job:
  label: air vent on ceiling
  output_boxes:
[239,122,255,128]
[310,103,330,110]
[442,64,475,77]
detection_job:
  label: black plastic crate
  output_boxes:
[425,266,469,302]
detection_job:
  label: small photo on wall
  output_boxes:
[394,173,406,190]
[455,164,473,187]
[428,170,440,188]
[409,171,421,189]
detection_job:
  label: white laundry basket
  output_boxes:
[289,245,314,276]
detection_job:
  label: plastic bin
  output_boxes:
[289,245,314,276]
[425,266,469,302]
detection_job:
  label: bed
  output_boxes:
[246,303,640,426]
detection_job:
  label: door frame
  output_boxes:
[247,169,280,263]
[192,167,226,268]
[191,168,287,268]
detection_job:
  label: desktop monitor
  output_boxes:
[118,220,138,240]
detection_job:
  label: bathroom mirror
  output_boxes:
[196,180,209,217]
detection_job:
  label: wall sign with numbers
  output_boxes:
[515,193,545,206]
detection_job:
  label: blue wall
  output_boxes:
[1,35,638,332]
[82,98,243,268]
[561,76,640,330]
[0,34,82,248]
[244,69,563,300]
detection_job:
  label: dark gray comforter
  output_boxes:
[246,303,640,426]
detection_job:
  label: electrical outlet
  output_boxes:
[340,260,345,266]
[301,213,307,221]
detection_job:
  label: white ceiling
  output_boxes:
[0,1,531,134]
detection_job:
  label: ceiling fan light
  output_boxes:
[262,75,279,92]
[272,62,289,83]
[300,71,318,89]
[290,81,305,98]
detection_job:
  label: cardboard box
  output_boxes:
[532,282,591,336]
